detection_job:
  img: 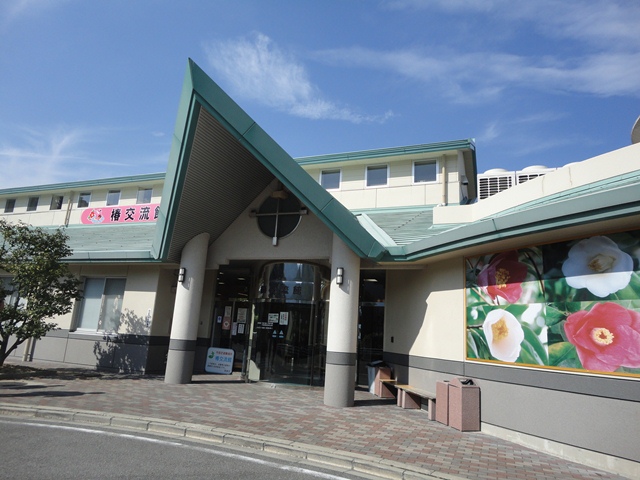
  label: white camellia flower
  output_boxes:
[482,309,525,363]
[561,236,633,298]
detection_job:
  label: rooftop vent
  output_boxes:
[477,166,556,200]
[516,165,554,185]
[477,169,515,199]
[632,116,640,144]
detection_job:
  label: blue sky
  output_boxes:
[1,0,638,189]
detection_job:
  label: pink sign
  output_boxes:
[81,204,160,225]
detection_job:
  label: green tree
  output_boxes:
[0,220,81,367]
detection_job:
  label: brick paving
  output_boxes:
[0,361,629,480]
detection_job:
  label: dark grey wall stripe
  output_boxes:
[326,351,357,366]
[386,353,639,402]
[168,339,197,352]
[58,331,170,346]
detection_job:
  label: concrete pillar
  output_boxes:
[324,233,360,407]
[165,232,210,384]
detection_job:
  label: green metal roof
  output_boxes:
[153,59,386,263]
[49,224,157,262]
[296,140,475,166]
[0,173,165,196]
[374,168,640,262]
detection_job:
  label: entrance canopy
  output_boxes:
[152,59,386,264]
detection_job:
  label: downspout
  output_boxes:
[440,156,447,206]
[64,192,74,227]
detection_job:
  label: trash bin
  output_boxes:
[366,360,388,394]
[435,380,450,425]
[448,377,480,432]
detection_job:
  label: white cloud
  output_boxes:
[315,46,640,102]
[0,0,67,29]
[367,1,640,102]
[204,33,393,124]
[0,126,105,188]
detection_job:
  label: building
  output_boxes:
[1,60,639,477]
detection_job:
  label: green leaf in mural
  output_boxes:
[517,345,540,365]
[521,324,548,365]
[544,304,567,326]
[468,328,491,360]
[548,342,582,369]
[466,330,478,358]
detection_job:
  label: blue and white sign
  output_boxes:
[205,347,235,374]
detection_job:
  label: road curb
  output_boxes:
[0,402,467,480]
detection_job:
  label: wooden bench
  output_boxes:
[375,378,398,398]
[395,384,437,420]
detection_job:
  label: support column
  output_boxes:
[165,232,210,384]
[324,233,360,407]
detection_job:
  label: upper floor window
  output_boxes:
[414,160,438,183]
[27,196,39,211]
[4,199,16,213]
[106,190,121,206]
[320,169,341,190]
[50,195,64,210]
[137,188,152,204]
[78,192,91,208]
[366,165,388,187]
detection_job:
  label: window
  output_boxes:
[75,278,126,332]
[366,165,388,187]
[78,192,91,208]
[320,169,341,190]
[414,161,438,183]
[137,188,152,204]
[50,195,64,210]
[27,196,39,211]
[106,190,121,206]
[0,277,25,310]
[4,199,16,213]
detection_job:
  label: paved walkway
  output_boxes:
[0,360,628,480]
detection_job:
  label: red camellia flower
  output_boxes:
[564,302,640,372]
[477,251,528,303]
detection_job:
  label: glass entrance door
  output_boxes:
[247,262,329,386]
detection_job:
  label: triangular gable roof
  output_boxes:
[152,59,386,263]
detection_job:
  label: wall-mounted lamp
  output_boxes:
[336,267,344,285]
[178,267,186,283]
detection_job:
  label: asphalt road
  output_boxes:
[0,418,366,480]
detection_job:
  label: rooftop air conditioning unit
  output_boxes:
[516,165,556,185]
[477,169,515,200]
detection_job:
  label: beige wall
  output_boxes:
[433,142,640,225]
[0,181,163,227]
[207,184,334,268]
[302,153,466,210]
[385,258,465,361]
[69,264,161,335]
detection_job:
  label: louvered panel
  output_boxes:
[167,108,274,262]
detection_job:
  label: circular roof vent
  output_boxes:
[521,165,549,172]
[632,115,640,144]
[483,168,509,174]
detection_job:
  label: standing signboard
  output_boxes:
[205,347,235,374]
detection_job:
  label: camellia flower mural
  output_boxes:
[482,309,525,362]
[561,236,633,298]
[564,302,640,372]
[466,230,640,377]
[477,251,529,303]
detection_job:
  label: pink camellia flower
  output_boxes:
[477,251,528,303]
[564,302,640,372]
